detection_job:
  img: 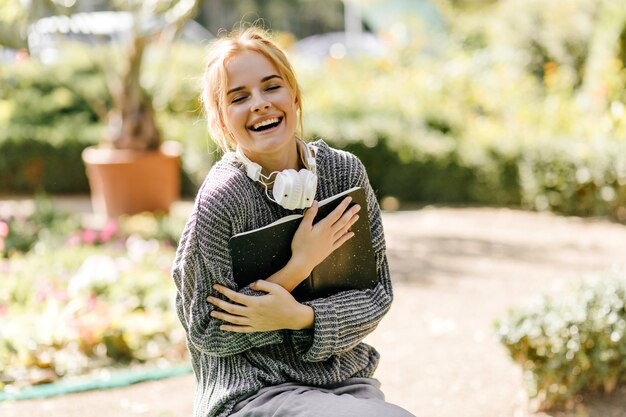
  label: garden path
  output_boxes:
[2,203,626,417]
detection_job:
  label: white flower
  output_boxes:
[126,234,159,263]
[69,254,119,295]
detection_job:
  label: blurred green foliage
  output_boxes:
[0,43,211,196]
[297,40,626,219]
[495,269,626,410]
[1,1,626,222]
[0,54,102,193]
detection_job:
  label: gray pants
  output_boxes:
[229,377,416,417]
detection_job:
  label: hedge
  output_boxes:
[1,45,626,222]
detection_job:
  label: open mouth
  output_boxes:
[249,117,283,132]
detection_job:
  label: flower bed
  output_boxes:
[0,200,188,393]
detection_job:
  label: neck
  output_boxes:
[259,140,302,176]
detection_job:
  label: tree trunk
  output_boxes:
[106,34,161,151]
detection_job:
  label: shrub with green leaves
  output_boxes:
[519,138,626,220]
[0,44,207,195]
[495,269,626,410]
[2,27,626,221]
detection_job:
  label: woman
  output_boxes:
[172,27,415,417]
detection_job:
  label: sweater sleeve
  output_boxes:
[289,154,393,362]
[172,191,284,358]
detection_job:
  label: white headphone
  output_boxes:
[236,139,318,210]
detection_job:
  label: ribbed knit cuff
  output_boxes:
[291,297,338,362]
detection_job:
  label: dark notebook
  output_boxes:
[229,186,378,301]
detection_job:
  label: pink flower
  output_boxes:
[81,229,99,245]
[67,232,82,246]
[0,221,8,238]
[36,290,48,303]
[55,289,69,302]
[87,293,98,311]
[36,282,55,303]
[99,219,119,242]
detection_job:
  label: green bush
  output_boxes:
[2,35,626,222]
[0,52,102,193]
[0,44,207,196]
[495,269,626,410]
[295,44,626,219]
[519,138,626,219]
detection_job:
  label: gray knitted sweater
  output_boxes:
[172,140,393,417]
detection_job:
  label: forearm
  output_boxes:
[291,302,314,330]
[263,258,314,330]
[265,257,312,292]
[247,274,315,330]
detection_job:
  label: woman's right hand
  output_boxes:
[289,196,361,281]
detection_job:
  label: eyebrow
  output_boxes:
[227,74,283,95]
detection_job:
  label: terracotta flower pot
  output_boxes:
[82,141,182,218]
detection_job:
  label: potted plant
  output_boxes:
[80,0,200,218]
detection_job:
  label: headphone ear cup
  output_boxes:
[273,169,301,210]
[300,170,317,208]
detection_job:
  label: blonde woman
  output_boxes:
[172,27,415,417]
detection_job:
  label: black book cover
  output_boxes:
[229,187,378,301]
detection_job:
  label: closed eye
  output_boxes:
[266,85,281,92]
[231,95,248,103]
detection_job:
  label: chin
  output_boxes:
[254,133,294,150]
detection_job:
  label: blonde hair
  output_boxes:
[201,27,304,153]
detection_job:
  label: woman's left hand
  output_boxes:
[207,280,313,332]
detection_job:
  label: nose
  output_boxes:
[251,92,271,113]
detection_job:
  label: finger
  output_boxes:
[333,230,355,250]
[213,284,252,306]
[250,279,282,294]
[301,200,319,227]
[332,209,360,236]
[219,324,256,333]
[207,296,247,316]
[335,214,359,238]
[210,310,250,325]
[323,196,352,225]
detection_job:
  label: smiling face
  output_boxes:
[222,50,300,172]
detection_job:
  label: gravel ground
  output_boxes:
[2,206,626,417]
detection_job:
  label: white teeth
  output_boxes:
[252,118,280,130]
